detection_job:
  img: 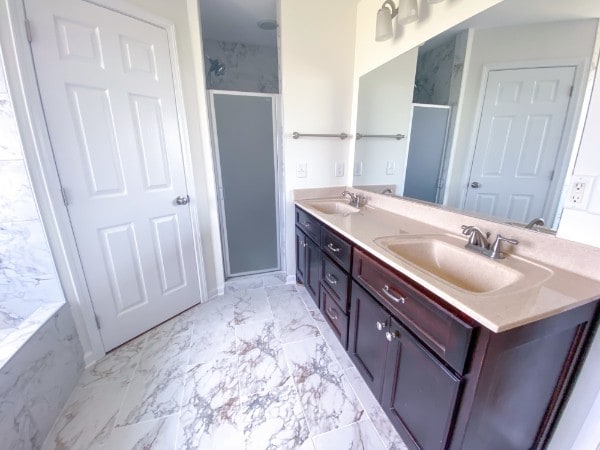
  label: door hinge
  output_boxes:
[24,19,32,43]
[569,86,574,97]
[549,170,555,181]
[60,187,69,207]
[94,313,101,329]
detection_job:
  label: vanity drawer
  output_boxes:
[320,284,349,348]
[321,226,352,272]
[322,256,350,313]
[295,207,321,244]
[352,248,473,374]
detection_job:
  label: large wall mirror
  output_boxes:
[353,0,600,232]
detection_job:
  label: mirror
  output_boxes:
[353,0,600,232]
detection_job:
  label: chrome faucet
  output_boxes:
[342,191,367,208]
[461,225,519,259]
[525,217,545,229]
[461,225,490,249]
[381,188,393,195]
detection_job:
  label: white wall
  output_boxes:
[445,19,598,209]
[279,0,358,275]
[354,49,418,193]
[559,45,600,248]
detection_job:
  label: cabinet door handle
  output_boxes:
[382,285,406,304]
[327,242,341,253]
[325,307,338,321]
[302,241,307,248]
[376,321,387,331]
[325,273,338,285]
[385,330,400,342]
[302,221,311,229]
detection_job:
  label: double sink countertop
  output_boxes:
[295,188,600,333]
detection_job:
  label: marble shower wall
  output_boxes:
[0,51,64,333]
[0,45,84,448]
[203,39,279,93]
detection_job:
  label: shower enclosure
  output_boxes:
[209,91,282,278]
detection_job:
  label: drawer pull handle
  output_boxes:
[327,242,341,253]
[326,307,338,321]
[302,221,311,229]
[385,330,400,342]
[325,273,338,285]
[382,285,406,304]
[376,321,387,331]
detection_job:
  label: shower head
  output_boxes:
[208,58,225,77]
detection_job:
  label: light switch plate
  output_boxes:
[335,162,344,177]
[354,161,363,176]
[296,162,307,178]
[386,160,395,175]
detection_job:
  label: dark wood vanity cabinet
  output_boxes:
[350,280,463,450]
[295,210,321,305]
[351,247,598,450]
[295,206,599,450]
[295,207,353,339]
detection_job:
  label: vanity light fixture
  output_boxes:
[375,0,398,41]
[397,0,419,25]
[376,0,420,41]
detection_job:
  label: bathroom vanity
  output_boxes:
[294,194,600,450]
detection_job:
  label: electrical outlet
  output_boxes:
[335,162,344,177]
[386,160,395,175]
[354,161,363,176]
[571,182,586,204]
[566,176,594,209]
[296,162,307,178]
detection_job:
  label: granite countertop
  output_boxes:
[295,197,600,333]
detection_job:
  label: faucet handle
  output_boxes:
[490,234,519,259]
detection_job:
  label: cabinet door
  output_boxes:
[305,237,321,305]
[295,227,307,284]
[348,282,390,401]
[382,319,461,450]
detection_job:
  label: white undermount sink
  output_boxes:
[307,200,360,215]
[375,234,552,294]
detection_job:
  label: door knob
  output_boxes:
[470,181,481,188]
[175,195,190,205]
[376,321,387,331]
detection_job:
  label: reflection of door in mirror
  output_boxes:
[464,66,575,225]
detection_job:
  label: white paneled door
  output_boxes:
[25,0,202,350]
[464,66,575,223]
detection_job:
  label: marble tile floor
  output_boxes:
[42,274,408,450]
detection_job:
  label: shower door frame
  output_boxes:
[208,90,284,279]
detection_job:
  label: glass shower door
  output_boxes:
[210,92,280,277]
